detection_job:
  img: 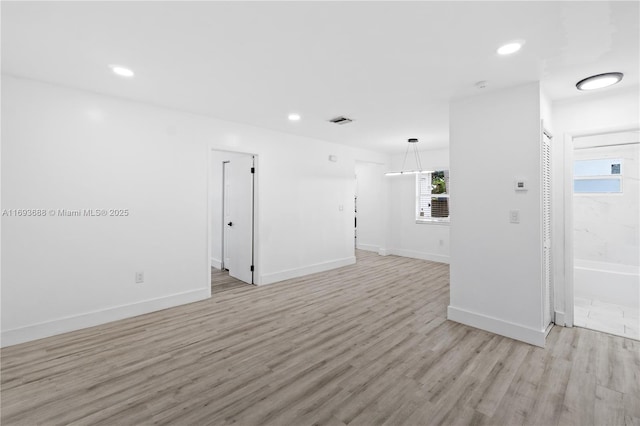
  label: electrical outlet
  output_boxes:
[509,210,520,224]
[135,271,144,283]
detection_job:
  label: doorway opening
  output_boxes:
[354,161,385,262]
[209,149,257,293]
[571,130,639,340]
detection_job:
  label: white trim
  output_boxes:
[563,133,575,327]
[541,122,553,333]
[447,305,546,347]
[252,156,260,285]
[415,219,450,225]
[259,256,356,285]
[211,257,222,270]
[545,323,554,337]
[554,310,566,327]
[1,289,210,348]
[378,248,388,256]
[356,243,379,252]
[387,248,449,264]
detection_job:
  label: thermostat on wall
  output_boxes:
[514,179,528,191]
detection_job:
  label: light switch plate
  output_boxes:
[509,210,520,223]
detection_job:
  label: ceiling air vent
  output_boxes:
[328,116,353,125]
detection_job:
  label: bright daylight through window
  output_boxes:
[416,171,450,223]
[574,158,623,193]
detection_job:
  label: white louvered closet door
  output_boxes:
[542,131,553,328]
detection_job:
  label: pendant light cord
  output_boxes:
[397,139,423,174]
[413,141,423,171]
[401,142,411,171]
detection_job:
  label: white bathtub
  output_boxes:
[574,259,640,308]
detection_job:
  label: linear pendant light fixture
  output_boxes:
[385,138,433,176]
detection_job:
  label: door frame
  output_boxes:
[562,125,638,327]
[208,147,259,288]
[541,127,553,332]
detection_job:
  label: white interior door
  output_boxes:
[222,161,231,270]
[226,155,255,284]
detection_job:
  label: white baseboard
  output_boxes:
[554,310,566,327]
[356,243,379,253]
[1,288,210,348]
[259,256,356,285]
[447,305,546,347]
[211,257,222,270]
[387,248,450,264]
[378,248,388,256]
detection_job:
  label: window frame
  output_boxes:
[573,158,623,195]
[415,170,450,224]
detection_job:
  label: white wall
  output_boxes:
[448,82,546,346]
[551,88,640,325]
[1,76,388,346]
[354,162,386,253]
[387,148,450,263]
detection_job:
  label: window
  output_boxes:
[417,170,449,223]
[574,158,622,194]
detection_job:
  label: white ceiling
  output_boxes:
[2,1,638,153]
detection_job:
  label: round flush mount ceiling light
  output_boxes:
[576,72,623,91]
[497,40,525,55]
[288,113,301,121]
[109,65,135,78]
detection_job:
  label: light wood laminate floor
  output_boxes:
[2,251,639,425]
[211,267,253,294]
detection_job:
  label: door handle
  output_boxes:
[227,222,233,227]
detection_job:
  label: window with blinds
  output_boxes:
[416,170,450,223]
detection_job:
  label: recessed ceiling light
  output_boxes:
[288,113,301,121]
[109,65,135,78]
[497,41,524,55]
[576,72,623,91]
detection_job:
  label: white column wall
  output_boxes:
[448,82,546,346]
